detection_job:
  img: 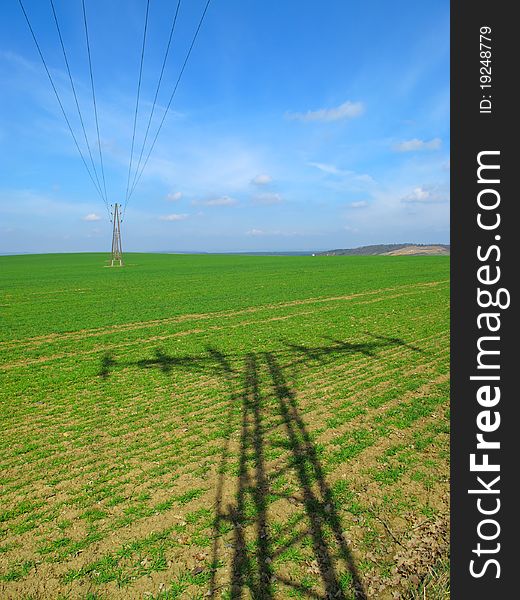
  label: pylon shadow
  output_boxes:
[97,332,420,598]
[264,352,366,599]
[229,353,273,598]
[98,352,116,379]
[206,347,368,599]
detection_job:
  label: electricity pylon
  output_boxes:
[110,203,123,267]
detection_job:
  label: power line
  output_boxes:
[126,0,182,212]
[17,0,106,205]
[49,0,110,217]
[127,0,212,203]
[124,0,151,209]
[82,0,109,213]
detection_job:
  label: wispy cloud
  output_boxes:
[393,138,442,152]
[348,200,369,209]
[159,213,188,221]
[192,196,238,207]
[308,162,376,186]
[246,228,298,237]
[252,193,283,205]
[401,186,447,204]
[166,191,182,201]
[82,213,101,221]
[287,101,364,122]
[307,162,341,175]
[251,174,272,186]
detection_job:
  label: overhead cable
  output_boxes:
[17,0,106,206]
[82,0,109,212]
[124,0,151,211]
[49,0,110,217]
[125,0,182,216]
[127,0,212,202]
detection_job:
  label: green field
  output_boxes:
[0,253,450,599]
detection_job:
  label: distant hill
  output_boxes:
[316,243,450,257]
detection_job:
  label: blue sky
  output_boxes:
[0,0,449,253]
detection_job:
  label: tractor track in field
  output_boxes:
[0,279,448,351]
[0,312,314,371]
[0,307,444,378]
[0,285,449,371]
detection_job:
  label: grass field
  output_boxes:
[0,253,450,599]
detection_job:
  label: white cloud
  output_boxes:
[401,186,447,204]
[287,101,364,122]
[307,162,376,187]
[349,200,369,209]
[192,196,237,207]
[403,187,431,202]
[252,193,283,205]
[83,213,101,221]
[167,191,182,201]
[251,174,272,186]
[245,228,299,237]
[159,213,188,221]
[308,162,341,175]
[355,174,377,185]
[393,138,442,152]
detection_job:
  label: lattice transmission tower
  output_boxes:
[110,203,123,267]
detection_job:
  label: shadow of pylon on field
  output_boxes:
[98,352,116,379]
[97,334,416,598]
[96,330,418,381]
[207,351,274,599]
[207,348,367,600]
[264,352,366,600]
